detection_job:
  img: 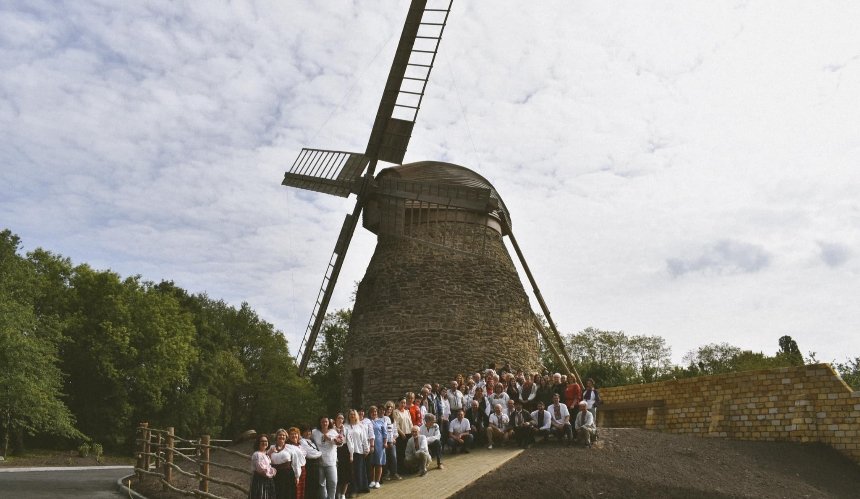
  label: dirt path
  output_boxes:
[452,428,860,499]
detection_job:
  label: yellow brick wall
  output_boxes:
[599,364,860,464]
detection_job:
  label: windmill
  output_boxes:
[284,0,579,404]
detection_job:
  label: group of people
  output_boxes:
[249,364,601,499]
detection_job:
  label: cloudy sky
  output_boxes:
[2,0,858,365]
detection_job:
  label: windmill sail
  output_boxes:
[367,0,453,164]
[282,149,369,197]
[293,0,455,376]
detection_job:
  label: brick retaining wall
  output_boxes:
[599,363,860,464]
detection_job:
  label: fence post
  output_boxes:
[198,434,210,494]
[163,426,174,489]
[143,423,151,474]
[136,422,148,480]
[155,430,163,470]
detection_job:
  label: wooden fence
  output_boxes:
[134,422,251,499]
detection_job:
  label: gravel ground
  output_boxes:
[452,428,860,499]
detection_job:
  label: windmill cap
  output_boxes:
[376,161,512,232]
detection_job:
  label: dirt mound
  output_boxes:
[452,428,860,499]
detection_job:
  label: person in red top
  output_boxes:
[407,392,423,427]
[565,374,583,409]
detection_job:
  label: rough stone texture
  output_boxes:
[599,363,860,465]
[342,220,541,408]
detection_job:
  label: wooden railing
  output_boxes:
[135,423,251,499]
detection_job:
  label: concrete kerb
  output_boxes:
[118,473,150,499]
[0,465,133,473]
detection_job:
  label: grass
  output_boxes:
[0,448,134,467]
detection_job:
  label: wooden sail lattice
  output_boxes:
[286,0,576,379]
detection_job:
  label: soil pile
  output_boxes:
[453,428,860,499]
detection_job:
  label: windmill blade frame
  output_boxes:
[506,225,582,386]
[293,0,455,376]
[282,149,369,197]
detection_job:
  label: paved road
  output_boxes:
[0,466,134,498]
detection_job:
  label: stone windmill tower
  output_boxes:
[283,0,577,407]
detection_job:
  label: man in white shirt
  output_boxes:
[447,409,473,453]
[486,403,509,449]
[420,413,444,469]
[405,426,431,476]
[549,393,573,446]
[573,400,597,447]
[530,401,552,443]
[447,381,465,414]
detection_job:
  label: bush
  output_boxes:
[92,443,103,462]
[77,443,90,457]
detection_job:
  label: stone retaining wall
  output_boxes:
[599,363,860,464]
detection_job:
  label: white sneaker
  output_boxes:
[370,481,378,488]
[487,444,493,449]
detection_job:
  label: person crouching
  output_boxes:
[405,426,432,476]
[574,400,597,447]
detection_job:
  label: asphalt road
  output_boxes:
[0,466,134,498]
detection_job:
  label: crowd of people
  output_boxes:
[249,363,601,499]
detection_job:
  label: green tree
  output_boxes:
[307,309,351,414]
[776,335,804,366]
[59,267,196,448]
[682,342,743,375]
[564,327,672,387]
[0,230,83,456]
[125,281,197,430]
[628,334,672,383]
[154,284,248,437]
[228,303,320,433]
[834,357,860,390]
[682,337,807,378]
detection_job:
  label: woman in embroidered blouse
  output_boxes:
[345,409,370,497]
[333,413,351,499]
[250,433,276,499]
[269,428,299,499]
[298,425,321,499]
[287,427,308,499]
[312,416,339,499]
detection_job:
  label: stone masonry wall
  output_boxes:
[599,363,860,464]
[343,222,541,408]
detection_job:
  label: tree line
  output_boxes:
[307,320,859,407]
[2,228,857,456]
[1,230,320,457]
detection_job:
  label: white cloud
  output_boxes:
[2,0,859,366]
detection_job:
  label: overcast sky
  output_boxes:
[2,1,858,365]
